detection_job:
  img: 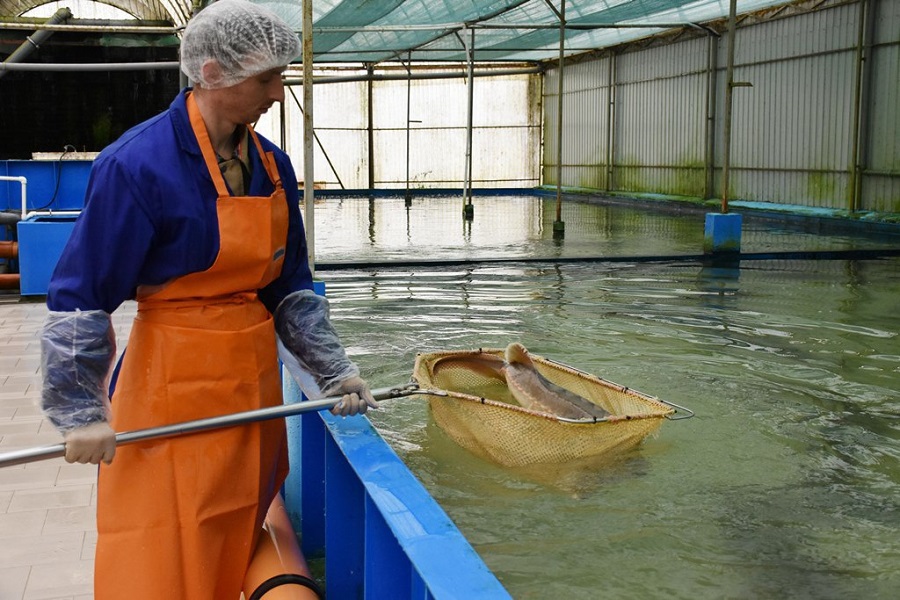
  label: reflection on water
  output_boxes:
[314,197,899,599]
[311,195,899,264]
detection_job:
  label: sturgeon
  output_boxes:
[502,343,611,420]
[431,343,611,420]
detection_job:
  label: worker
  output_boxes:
[38,1,376,598]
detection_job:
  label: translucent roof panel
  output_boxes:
[2,0,797,62]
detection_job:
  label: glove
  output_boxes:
[41,310,116,432]
[64,421,116,464]
[330,376,379,417]
[274,290,360,399]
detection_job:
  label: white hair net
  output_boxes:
[180,0,300,89]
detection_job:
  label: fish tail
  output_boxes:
[505,342,533,367]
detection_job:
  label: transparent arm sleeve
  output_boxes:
[274,290,359,400]
[40,310,116,432]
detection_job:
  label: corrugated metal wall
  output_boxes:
[543,0,899,213]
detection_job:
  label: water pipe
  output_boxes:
[0,7,72,81]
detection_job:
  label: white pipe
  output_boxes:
[1,62,178,72]
[0,176,28,219]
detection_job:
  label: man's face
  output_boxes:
[220,66,287,125]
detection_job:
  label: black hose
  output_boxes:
[248,573,325,600]
[31,145,76,212]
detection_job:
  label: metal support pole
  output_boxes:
[704,31,719,200]
[302,0,315,275]
[463,27,475,220]
[848,0,874,212]
[405,53,413,204]
[553,0,566,239]
[605,51,615,192]
[367,63,375,196]
[721,0,737,213]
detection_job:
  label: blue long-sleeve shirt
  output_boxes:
[47,88,313,315]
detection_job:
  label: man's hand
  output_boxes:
[330,376,379,417]
[63,422,116,464]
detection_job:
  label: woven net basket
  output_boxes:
[412,349,674,467]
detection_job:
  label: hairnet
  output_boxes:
[180,0,300,89]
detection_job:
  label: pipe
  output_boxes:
[243,494,322,599]
[0,21,176,34]
[0,241,18,259]
[286,67,542,86]
[0,8,72,80]
[1,62,179,73]
[0,176,27,219]
[0,274,20,289]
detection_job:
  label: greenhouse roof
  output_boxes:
[3,0,797,63]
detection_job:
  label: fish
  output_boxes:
[431,343,611,420]
[502,343,612,420]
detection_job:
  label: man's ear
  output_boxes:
[200,59,224,87]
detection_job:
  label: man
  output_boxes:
[39,1,375,597]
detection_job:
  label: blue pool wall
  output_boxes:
[282,369,512,599]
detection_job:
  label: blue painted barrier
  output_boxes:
[282,375,511,599]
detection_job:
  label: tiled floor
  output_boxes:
[0,296,137,600]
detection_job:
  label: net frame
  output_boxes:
[412,348,675,467]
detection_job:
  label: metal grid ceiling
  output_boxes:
[4,0,797,62]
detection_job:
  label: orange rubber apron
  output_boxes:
[95,92,290,600]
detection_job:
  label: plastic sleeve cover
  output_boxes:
[274,290,359,399]
[40,310,116,432]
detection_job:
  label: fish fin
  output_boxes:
[505,342,533,367]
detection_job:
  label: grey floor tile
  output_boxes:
[0,565,30,600]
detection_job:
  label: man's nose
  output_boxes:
[270,78,285,103]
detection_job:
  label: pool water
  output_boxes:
[312,196,899,599]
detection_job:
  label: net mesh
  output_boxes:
[412,348,674,467]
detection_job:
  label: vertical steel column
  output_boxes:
[704,31,719,200]
[721,0,738,213]
[367,63,375,195]
[605,51,616,192]
[405,53,413,204]
[463,28,475,220]
[553,0,566,238]
[302,0,315,274]
[849,0,874,212]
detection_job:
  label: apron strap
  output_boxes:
[186,92,230,197]
[248,128,283,190]
[187,92,283,195]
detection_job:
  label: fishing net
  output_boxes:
[412,348,675,467]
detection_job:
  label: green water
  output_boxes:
[313,196,900,599]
